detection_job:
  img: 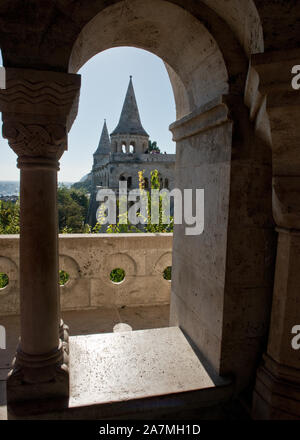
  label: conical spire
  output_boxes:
[94,120,111,154]
[111,76,149,137]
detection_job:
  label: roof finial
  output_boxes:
[130,75,132,79]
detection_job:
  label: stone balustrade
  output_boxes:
[0,233,172,316]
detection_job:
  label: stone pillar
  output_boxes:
[246,49,300,419]
[0,68,80,406]
[169,94,274,395]
[169,97,233,374]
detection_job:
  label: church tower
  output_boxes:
[87,120,111,226]
[110,76,149,154]
[93,119,111,167]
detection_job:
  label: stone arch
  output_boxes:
[66,1,272,389]
[129,141,135,153]
[69,0,231,118]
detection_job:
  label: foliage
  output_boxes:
[71,179,92,194]
[0,273,9,289]
[94,169,173,234]
[110,268,125,283]
[0,199,20,234]
[163,266,172,281]
[0,188,89,235]
[59,270,70,286]
[148,140,160,153]
[143,169,174,234]
[57,186,89,233]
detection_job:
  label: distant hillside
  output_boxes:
[71,173,92,194]
[0,181,74,196]
[71,179,92,194]
[0,181,19,196]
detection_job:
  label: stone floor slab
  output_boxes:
[69,327,221,408]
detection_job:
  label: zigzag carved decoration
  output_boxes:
[0,77,80,112]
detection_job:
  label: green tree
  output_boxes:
[95,169,173,234]
[0,188,89,235]
[0,199,20,234]
[148,140,160,153]
[71,180,92,194]
[57,186,89,233]
[0,272,9,288]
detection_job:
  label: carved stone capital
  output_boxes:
[2,121,67,159]
[0,67,81,159]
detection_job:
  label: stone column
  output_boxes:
[0,68,80,405]
[246,49,300,419]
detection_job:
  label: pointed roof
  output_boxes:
[94,120,111,155]
[111,76,149,137]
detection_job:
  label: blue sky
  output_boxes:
[0,47,176,182]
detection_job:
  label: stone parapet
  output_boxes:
[0,233,172,316]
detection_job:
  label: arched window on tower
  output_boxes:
[129,142,135,153]
[119,174,132,189]
[122,142,126,153]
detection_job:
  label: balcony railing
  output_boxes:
[0,233,173,316]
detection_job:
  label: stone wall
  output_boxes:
[0,233,172,316]
[170,96,275,393]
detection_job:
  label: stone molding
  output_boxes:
[262,354,300,385]
[245,49,300,229]
[169,96,231,142]
[253,354,300,419]
[245,49,300,158]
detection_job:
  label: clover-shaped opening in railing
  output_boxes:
[59,270,70,286]
[163,266,172,281]
[0,272,9,289]
[110,268,126,284]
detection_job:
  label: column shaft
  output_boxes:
[19,158,60,356]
